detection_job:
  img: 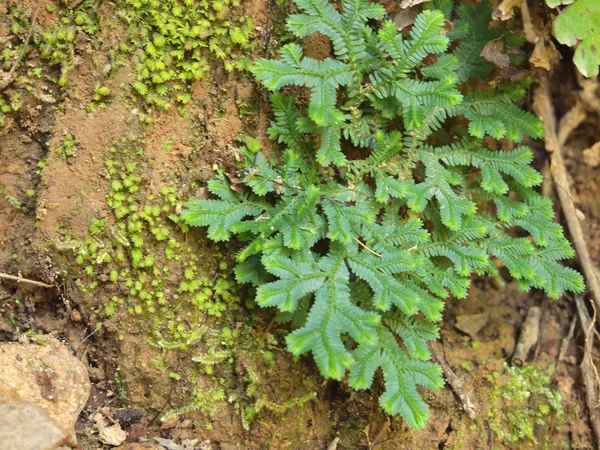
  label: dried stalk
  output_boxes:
[0,272,54,288]
[574,295,600,445]
[533,76,600,313]
[0,2,40,91]
[429,341,476,419]
[512,306,541,365]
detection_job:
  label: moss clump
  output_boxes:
[35,1,100,86]
[55,133,76,160]
[74,140,239,338]
[487,363,563,447]
[117,0,255,110]
[70,141,315,429]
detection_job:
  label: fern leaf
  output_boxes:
[388,315,439,360]
[181,199,264,241]
[267,93,304,149]
[256,255,326,312]
[317,125,346,166]
[350,328,444,429]
[287,250,381,379]
[253,45,352,126]
[348,252,422,315]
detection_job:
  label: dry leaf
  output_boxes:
[576,209,586,221]
[455,312,489,338]
[399,0,432,9]
[492,0,523,21]
[530,35,559,70]
[480,37,511,68]
[394,9,419,32]
[583,141,600,167]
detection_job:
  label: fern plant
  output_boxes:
[182,0,584,429]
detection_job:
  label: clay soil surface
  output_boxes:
[1,0,599,449]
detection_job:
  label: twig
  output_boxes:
[534,299,548,362]
[429,341,476,419]
[558,314,577,363]
[326,437,340,450]
[557,100,587,146]
[356,238,382,258]
[533,76,600,314]
[0,272,54,288]
[258,311,280,349]
[584,297,600,403]
[75,324,102,351]
[0,2,40,91]
[369,419,390,449]
[574,295,600,445]
[512,306,541,366]
[262,0,276,58]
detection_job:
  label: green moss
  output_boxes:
[34,1,100,86]
[487,363,563,447]
[55,133,76,159]
[0,183,22,210]
[117,0,256,110]
[69,139,315,430]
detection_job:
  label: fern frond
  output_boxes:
[378,11,449,74]
[287,249,381,379]
[182,0,584,431]
[388,315,439,360]
[253,45,352,126]
[267,93,304,149]
[350,327,444,429]
[181,199,265,241]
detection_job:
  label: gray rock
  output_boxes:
[0,399,68,450]
[0,337,91,445]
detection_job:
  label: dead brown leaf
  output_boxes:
[399,0,432,9]
[583,141,600,167]
[480,37,511,68]
[394,9,419,32]
[492,0,523,21]
[530,36,559,70]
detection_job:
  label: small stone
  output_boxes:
[160,414,180,430]
[71,309,82,322]
[0,337,90,445]
[115,444,159,450]
[154,437,183,450]
[95,414,127,446]
[455,312,489,338]
[0,399,67,450]
[114,407,144,428]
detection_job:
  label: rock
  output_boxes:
[454,312,489,338]
[115,444,160,450]
[0,337,91,445]
[160,414,180,430]
[114,407,144,428]
[0,399,68,450]
[125,423,150,443]
[95,413,127,446]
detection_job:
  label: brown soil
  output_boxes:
[1,1,599,449]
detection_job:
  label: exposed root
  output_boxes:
[574,295,600,445]
[512,306,542,366]
[533,76,600,314]
[429,341,476,419]
[0,272,54,288]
